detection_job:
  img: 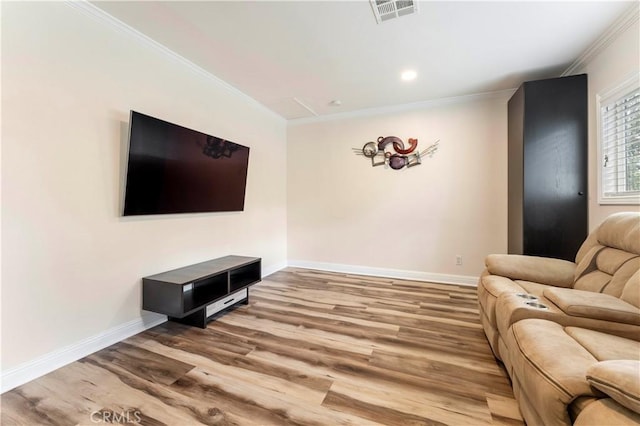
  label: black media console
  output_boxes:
[142,255,261,328]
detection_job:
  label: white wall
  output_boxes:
[574,14,640,227]
[1,2,287,374]
[287,95,509,280]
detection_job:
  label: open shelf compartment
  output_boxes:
[230,260,262,293]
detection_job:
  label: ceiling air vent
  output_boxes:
[370,0,418,24]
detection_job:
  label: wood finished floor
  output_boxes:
[1,268,524,426]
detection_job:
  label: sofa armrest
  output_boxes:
[586,361,640,415]
[485,254,575,288]
[544,287,640,325]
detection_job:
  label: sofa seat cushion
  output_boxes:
[486,254,575,287]
[544,287,640,325]
[565,328,640,361]
[507,319,600,425]
[586,361,640,415]
[569,396,598,423]
[574,398,640,426]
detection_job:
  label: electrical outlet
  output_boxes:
[456,255,463,266]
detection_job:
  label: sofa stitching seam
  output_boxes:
[586,375,640,402]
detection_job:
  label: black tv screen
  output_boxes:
[123,111,250,216]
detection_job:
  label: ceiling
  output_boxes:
[92,1,635,121]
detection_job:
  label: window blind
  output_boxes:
[600,85,640,201]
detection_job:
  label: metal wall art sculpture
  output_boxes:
[354,136,439,170]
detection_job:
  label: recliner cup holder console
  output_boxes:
[525,301,548,309]
[516,293,538,300]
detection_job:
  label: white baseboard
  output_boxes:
[262,260,288,278]
[1,311,167,394]
[287,260,478,287]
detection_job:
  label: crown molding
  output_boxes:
[62,1,517,126]
[562,3,640,76]
[65,0,285,124]
[287,88,516,126]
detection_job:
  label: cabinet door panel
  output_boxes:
[522,75,588,261]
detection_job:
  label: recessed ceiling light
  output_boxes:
[329,100,342,107]
[401,70,417,81]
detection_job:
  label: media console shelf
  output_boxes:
[142,255,261,328]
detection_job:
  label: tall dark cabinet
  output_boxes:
[508,74,588,261]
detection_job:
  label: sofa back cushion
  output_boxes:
[575,213,640,264]
[574,245,606,289]
[603,257,640,298]
[572,213,640,298]
[597,213,640,255]
[575,230,601,264]
[574,248,639,296]
[621,271,640,309]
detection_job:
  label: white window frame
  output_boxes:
[597,73,640,205]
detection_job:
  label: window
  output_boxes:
[598,74,640,204]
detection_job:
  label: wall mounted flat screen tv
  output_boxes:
[123,111,250,216]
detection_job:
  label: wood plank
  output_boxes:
[322,390,448,426]
[89,341,196,386]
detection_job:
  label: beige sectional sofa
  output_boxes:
[477,212,640,425]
